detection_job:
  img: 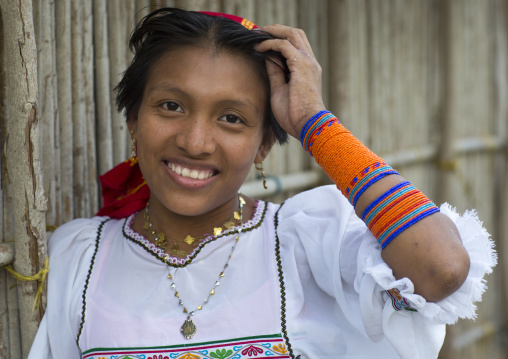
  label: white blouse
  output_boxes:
[28,185,496,359]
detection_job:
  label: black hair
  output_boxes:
[115,7,289,144]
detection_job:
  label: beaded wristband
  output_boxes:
[301,112,398,207]
[361,182,440,248]
[301,111,440,248]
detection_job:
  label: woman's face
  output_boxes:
[128,46,271,218]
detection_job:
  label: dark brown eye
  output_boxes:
[162,101,183,112]
[219,114,242,124]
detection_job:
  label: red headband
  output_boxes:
[96,11,258,219]
[198,11,258,30]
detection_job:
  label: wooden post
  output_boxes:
[56,0,74,223]
[35,0,61,227]
[0,1,47,358]
[94,0,114,179]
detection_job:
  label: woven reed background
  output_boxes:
[1,0,507,358]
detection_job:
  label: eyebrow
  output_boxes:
[147,84,261,115]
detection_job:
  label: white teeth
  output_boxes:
[168,162,213,180]
[171,164,182,175]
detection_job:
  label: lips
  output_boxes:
[165,161,216,180]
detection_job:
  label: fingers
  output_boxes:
[258,24,315,58]
[264,58,287,95]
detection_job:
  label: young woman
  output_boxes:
[29,8,495,359]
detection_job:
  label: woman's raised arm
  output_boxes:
[256,24,470,302]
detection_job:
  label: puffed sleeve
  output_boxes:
[277,185,496,358]
[28,216,110,359]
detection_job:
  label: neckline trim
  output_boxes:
[122,200,268,267]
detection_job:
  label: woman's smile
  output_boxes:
[164,161,217,180]
[163,159,219,190]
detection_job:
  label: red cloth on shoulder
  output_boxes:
[96,157,149,219]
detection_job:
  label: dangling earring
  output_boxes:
[255,161,267,189]
[130,130,136,158]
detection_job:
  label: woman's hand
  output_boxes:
[255,25,326,139]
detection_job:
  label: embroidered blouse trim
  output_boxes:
[122,200,267,267]
[81,333,291,358]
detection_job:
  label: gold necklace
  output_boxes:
[143,199,242,258]
[162,193,245,339]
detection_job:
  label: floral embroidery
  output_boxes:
[241,345,263,356]
[179,354,201,359]
[210,349,233,359]
[386,288,417,312]
[272,344,288,354]
[82,334,291,359]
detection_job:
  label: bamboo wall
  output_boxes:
[0,0,507,358]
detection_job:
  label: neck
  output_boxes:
[131,193,257,257]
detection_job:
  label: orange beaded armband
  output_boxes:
[301,111,398,206]
[301,111,439,248]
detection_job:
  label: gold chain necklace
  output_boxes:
[143,199,242,258]
[160,193,245,339]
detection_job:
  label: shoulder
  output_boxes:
[47,216,113,257]
[46,216,124,292]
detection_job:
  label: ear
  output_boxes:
[254,134,275,164]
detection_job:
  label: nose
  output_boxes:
[175,116,216,157]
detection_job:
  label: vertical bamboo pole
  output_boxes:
[83,0,98,215]
[56,0,74,223]
[108,0,129,166]
[1,1,47,357]
[435,0,455,207]
[0,9,8,358]
[328,0,350,120]
[71,0,88,217]
[94,0,114,179]
[36,0,60,226]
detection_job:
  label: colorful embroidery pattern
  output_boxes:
[386,288,417,312]
[81,334,291,359]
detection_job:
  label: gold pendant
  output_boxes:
[183,234,195,245]
[213,227,223,236]
[143,220,149,230]
[181,316,197,339]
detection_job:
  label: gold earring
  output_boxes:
[130,130,136,158]
[255,161,267,189]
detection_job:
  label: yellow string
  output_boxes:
[4,257,49,311]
